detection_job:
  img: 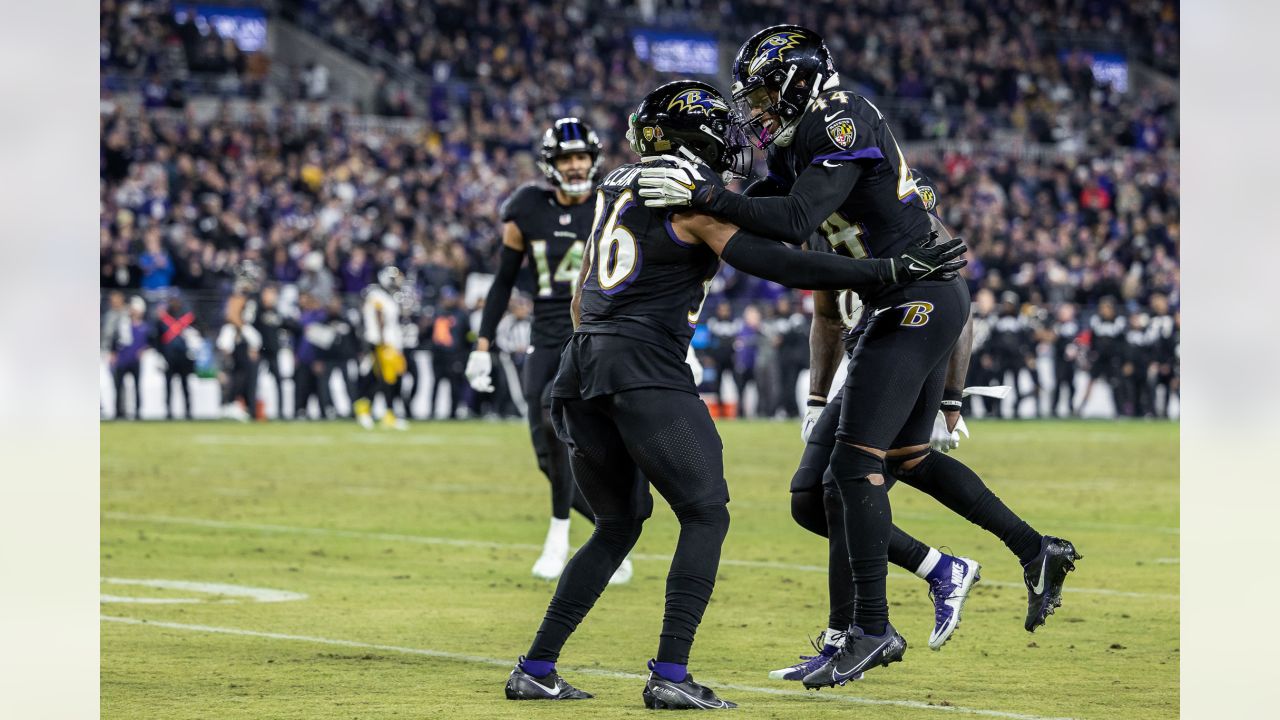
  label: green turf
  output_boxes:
[101,419,1178,719]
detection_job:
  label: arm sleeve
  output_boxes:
[477,244,523,343]
[719,228,895,291]
[743,172,790,198]
[706,161,863,244]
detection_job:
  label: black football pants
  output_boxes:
[524,345,594,522]
[527,387,728,666]
[827,279,968,634]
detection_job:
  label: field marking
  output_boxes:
[101,578,307,604]
[103,512,1179,601]
[193,433,498,447]
[102,615,1077,720]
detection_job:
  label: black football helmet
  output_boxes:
[537,117,602,197]
[911,168,938,213]
[730,25,838,149]
[626,80,752,179]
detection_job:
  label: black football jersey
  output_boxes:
[767,89,933,263]
[568,159,720,394]
[499,184,594,347]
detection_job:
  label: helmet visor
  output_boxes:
[733,85,781,150]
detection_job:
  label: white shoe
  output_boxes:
[357,413,374,430]
[393,418,409,431]
[531,543,569,580]
[608,556,633,585]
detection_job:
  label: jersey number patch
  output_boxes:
[819,212,868,259]
[530,240,584,297]
[594,190,640,293]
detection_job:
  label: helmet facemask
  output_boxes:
[730,25,836,150]
[543,152,599,197]
[538,119,602,197]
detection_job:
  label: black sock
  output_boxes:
[656,502,730,665]
[889,526,931,572]
[822,486,854,630]
[828,444,891,637]
[527,515,641,661]
[895,452,1042,565]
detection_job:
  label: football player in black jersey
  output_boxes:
[466,118,616,582]
[638,26,1081,688]
[773,173,1077,682]
[504,80,966,709]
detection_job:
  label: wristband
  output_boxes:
[941,388,963,412]
[807,394,828,407]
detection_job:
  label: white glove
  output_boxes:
[930,410,958,453]
[685,346,704,385]
[465,350,494,393]
[637,157,706,208]
[801,403,825,443]
[930,410,972,453]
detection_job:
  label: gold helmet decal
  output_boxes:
[666,89,728,116]
[747,31,805,77]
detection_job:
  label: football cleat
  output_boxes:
[927,555,981,650]
[802,624,906,689]
[1023,536,1082,632]
[642,661,737,710]
[608,556,634,585]
[531,543,569,580]
[505,659,592,700]
[768,629,844,681]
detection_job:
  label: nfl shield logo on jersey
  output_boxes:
[560,213,572,225]
[826,118,856,149]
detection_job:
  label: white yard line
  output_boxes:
[101,615,1077,720]
[101,577,306,603]
[103,512,1179,601]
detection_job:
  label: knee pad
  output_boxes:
[673,502,730,537]
[592,514,645,554]
[886,448,935,481]
[825,442,885,487]
[789,457,826,495]
[534,450,555,480]
[790,489,828,538]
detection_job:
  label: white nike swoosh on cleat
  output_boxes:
[823,160,841,168]
[833,640,889,681]
[1031,556,1049,595]
[531,678,563,696]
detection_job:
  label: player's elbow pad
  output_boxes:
[720,230,893,291]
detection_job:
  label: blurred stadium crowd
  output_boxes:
[100,0,1178,421]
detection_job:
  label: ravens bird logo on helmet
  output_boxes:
[747,30,805,76]
[666,89,729,116]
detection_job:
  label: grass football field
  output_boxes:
[101,419,1178,719]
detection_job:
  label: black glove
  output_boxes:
[890,235,968,282]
